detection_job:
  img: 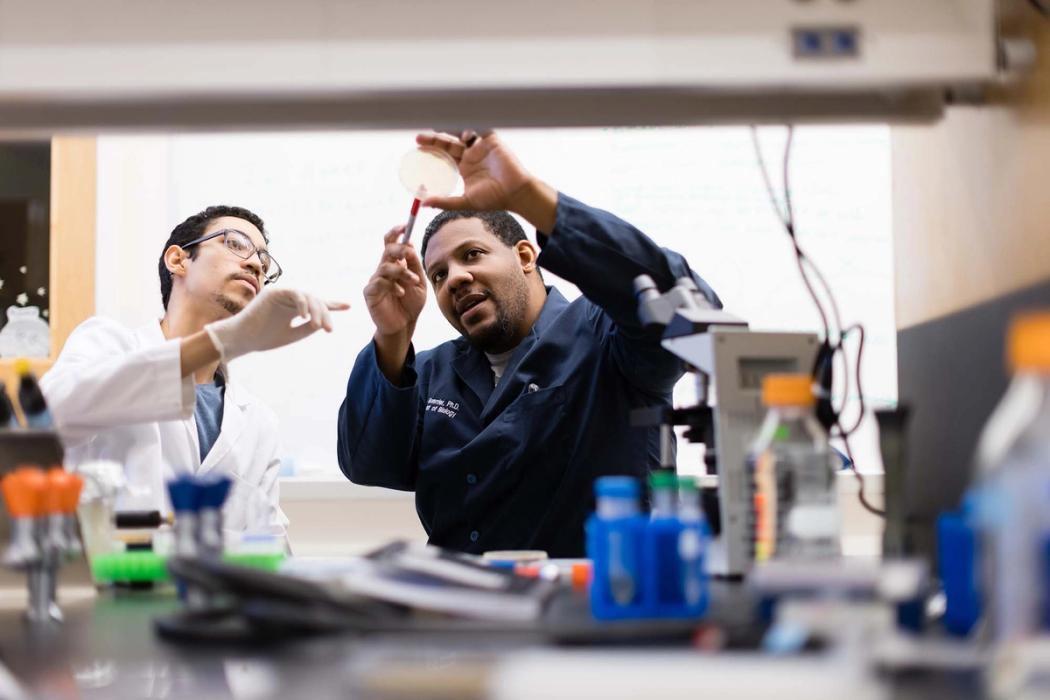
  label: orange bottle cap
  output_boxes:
[45,471,64,514]
[761,373,815,407]
[2,468,47,517]
[0,475,23,517]
[1008,312,1050,373]
[570,562,592,590]
[46,469,81,514]
[63,473,84,513]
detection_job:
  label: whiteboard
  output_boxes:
[94,126,895,479]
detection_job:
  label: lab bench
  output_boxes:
[0,579,986,700]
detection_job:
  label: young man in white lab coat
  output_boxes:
[42,205,347,539]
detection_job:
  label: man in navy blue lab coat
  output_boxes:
[337,130,720,557]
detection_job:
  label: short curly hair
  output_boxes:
[158,205,267,310]
[420,210,530,263]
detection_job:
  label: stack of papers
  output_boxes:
[281,541,558,622]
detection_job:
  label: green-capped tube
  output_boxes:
[649,470,678,519]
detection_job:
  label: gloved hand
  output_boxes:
[204,287,349,362]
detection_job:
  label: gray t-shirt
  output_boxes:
[194,374,225,463]
[485,347,518,387]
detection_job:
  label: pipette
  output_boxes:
[403,195,423,245]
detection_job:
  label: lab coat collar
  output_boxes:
[448,287,568,421]
[198,381,248,475]
[481,286,567,419]
[450,347,495,409]
[530,286,569,337]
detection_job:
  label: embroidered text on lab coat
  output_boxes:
[426,397,460,419]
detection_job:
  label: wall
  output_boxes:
[891,4,1050,556]
[892,23,1050,328]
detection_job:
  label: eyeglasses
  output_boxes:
[181,228,282,285]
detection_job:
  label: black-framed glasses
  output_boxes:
[181,228,282,285]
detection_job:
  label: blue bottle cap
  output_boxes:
[595,476,639,499]
[166,476,200,513]
[199,476,233,509]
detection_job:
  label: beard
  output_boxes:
[464,277,530,354]
[212,291,245,316]
[212,274,254,316]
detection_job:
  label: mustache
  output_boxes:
[228,272,260,289]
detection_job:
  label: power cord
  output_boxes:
[750,125,884,518]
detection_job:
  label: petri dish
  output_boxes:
[398,147,459,199]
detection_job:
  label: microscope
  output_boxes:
[633,275,818,577]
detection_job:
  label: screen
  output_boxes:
[738,358,800,390]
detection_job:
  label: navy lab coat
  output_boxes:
[337,194,720,557]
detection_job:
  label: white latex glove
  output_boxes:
[204,287,349,362]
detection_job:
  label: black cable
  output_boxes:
[780,128,847,343]
[783,127,796,227]
[827,327,877,515]
[1030,0,1050,18]
[833,329,851,420]
[837,417,885,517]
[751,127,833,338]
[835,324,867,437]
[792,245,832,339]
[830,324,879,518]
[751,127,791,228]
[801,254,844,343]
[751,124,884,519]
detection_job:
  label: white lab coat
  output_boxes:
[41,316,288,537]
